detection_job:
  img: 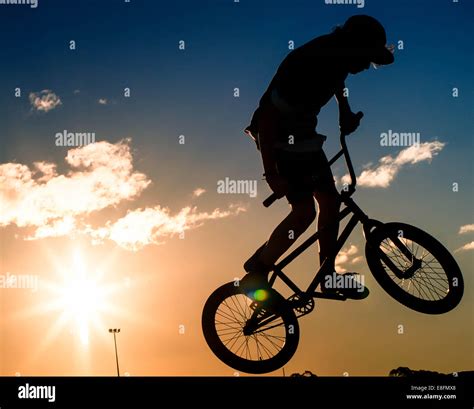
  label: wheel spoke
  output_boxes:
[255,332,281,358]
[417,270,448,293]
[414,273,446,298]
[258,335,280,356]
[376,231,452,303]
[229,295,246,321]
[224,329,245,350]
[260,332,285,351]
[253,334,266,360]
[411,276,434,300]
[235,293,250,320]
[211,291,290,364]
[216,327,243,337]
[222,299,242,323]
[244,336,251,360]
[215,321,242,331]
[215,316,241,329]
[233,335,249,357]
[216,308,240,324]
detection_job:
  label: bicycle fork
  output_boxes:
[363,220,421,280]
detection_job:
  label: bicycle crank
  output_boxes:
[288,293,315,315]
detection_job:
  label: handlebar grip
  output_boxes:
[263,193,280,208]
[340,111,364,140]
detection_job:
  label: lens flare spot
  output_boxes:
[253,289,268,301]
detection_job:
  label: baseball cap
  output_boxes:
[342,15,395,65]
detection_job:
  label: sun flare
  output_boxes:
[23,247,129,352]
[57,250,108,345]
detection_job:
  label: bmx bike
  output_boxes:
[202,129,464,374]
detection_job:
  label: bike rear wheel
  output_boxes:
[365,222,464,314]
[202,282,299,374]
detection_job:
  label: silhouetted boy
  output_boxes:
[242,15,394,297]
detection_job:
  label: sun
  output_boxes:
[14,246,129,355]
[9,245,156,374]
[57,249,109,345]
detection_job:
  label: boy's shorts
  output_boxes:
[248,96,339,204]
[275,148,338,204]
[271,95,338,203]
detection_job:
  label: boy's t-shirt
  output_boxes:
[246,32,349,141]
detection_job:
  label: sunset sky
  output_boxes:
[1,0,473,377]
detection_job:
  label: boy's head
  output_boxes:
[339,15,394,74]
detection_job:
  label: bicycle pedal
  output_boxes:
[288,293,315,314]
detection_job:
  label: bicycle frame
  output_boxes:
[263,131,379,301]
[261,131,421,304]
[241,131,438,336]
[267,194,370,301]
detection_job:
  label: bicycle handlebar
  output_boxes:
[263,112,363,208]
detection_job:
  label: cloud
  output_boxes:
[73,89,80,95]
[341,141,445,188]
[98,98,108,105]
[85,204,246,251]
[459,224,474,234]
[456,225,474,253]
[455,242,474,253]
[29,90,62,112]
[31,216,77,240]
[1,139,246,250]
[335,245,359,272]
[193,188,206,197]
[1,139,150,230]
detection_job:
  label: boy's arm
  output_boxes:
[259,133,288,197]
[256,105,280,177]
[335,83,351,115]
[335,83,363,134]
[257,104,288,196]
[258,132,278,177]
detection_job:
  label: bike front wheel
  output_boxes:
[202,282,299,374]
[365,222,464,314]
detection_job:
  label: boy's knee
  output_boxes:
[291,200,316,227]
[316,192,341,212]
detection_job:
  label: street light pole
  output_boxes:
[108,328,121,376]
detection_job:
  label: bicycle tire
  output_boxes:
[202,282,299,374]
[365,222,464,314]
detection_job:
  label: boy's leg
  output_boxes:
[260,198,316,267]
[314,190,368,298]
[313,190,341,273]
[246,197,316,272]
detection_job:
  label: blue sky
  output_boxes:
[1,0,473,376]
[1,0,473,238]
[1,0,472,179]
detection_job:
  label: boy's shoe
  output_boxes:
[240,247,272,295]
[320,272,369,300]
[243,244,267,274]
